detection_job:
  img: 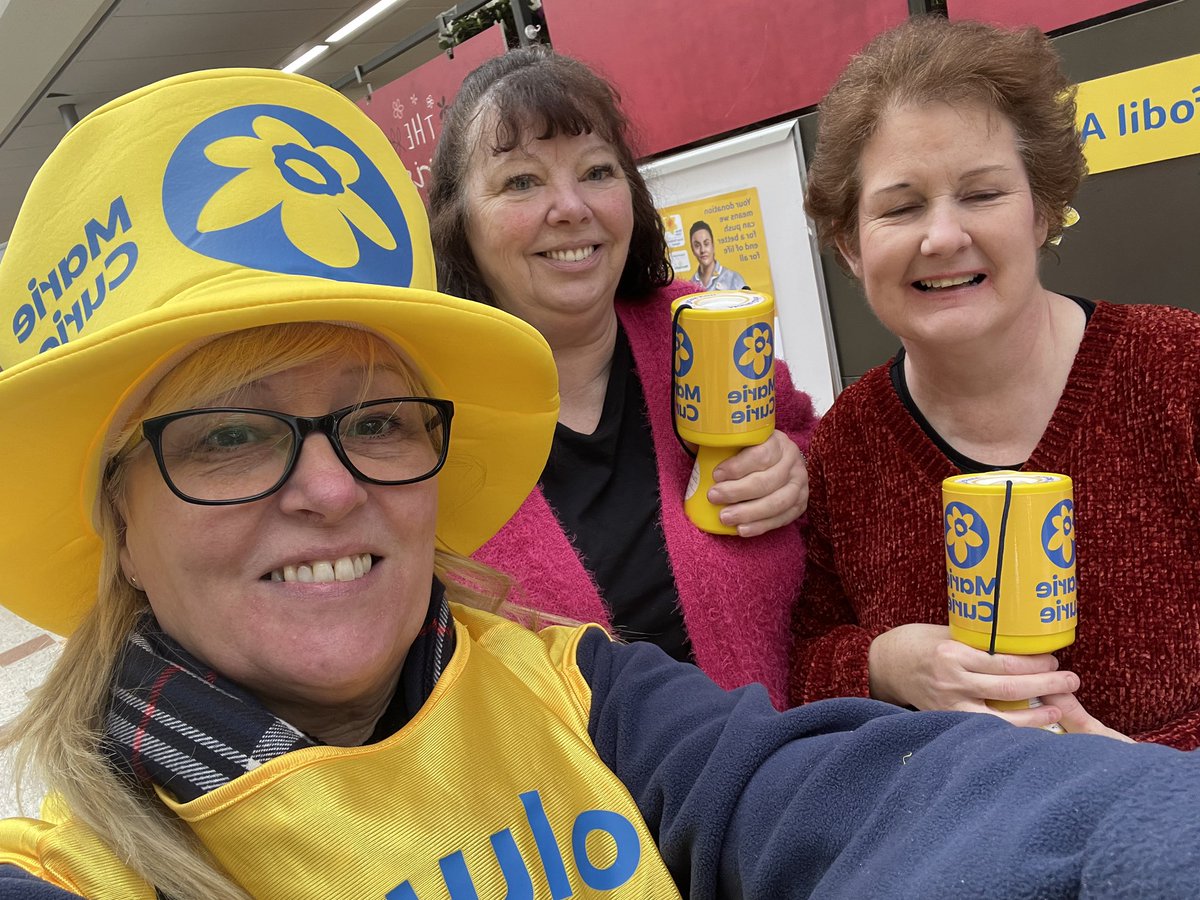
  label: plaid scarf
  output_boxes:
[104,580,454,804]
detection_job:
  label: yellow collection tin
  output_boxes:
[942,471,1077,654]
[671,290,775,448]
[672,290,775,534]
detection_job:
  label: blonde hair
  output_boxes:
[3,323,513,899]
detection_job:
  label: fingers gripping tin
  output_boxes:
[942,472,1078,655]
[671,291,775,534]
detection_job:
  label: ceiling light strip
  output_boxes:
[327,0,407,43]
[282,44,330,74]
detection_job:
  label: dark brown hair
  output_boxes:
[429,47,672,306]
[805,15,1086,269]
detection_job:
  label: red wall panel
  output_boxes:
[544,0,908,157]
[949,0,1143,32]
[358,28,506,202]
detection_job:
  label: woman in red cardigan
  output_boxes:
[429,48,817,707]
[790,16,1200,746]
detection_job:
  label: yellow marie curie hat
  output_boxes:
[0,68,559,635]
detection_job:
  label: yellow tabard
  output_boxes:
[0,606,683,899]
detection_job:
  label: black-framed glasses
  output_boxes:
[140,397,454,505]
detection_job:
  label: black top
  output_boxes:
[891,295,1097,473]
[540,326,693,662]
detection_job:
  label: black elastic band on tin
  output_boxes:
[988,479,1015,655]
[671,301,698,460]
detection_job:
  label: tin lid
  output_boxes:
[943,470,1074,494]
[672,290,773,317]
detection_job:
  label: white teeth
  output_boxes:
[919,274,980,289]
[543,246,595,262]
[270,553,373,584]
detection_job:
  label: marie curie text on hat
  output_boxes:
[12,196,137,354]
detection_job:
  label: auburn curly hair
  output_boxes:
[805,16,1086,271]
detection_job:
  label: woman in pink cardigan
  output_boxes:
[429,48,816,707]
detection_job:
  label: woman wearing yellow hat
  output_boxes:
[2,67,1200,900]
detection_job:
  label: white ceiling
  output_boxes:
[0,0,453,242]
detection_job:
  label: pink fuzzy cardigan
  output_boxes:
[474,281,817,707]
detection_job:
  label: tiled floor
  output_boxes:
[0,607,62,818]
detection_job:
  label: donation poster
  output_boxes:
[659,187,775,297]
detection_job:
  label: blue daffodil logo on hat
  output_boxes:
[163,104,414,285]
[199,116,395,269]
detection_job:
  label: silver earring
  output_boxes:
[128,574,141,589]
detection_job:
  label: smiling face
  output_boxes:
[841,101,1049,350]
[690,227,715,270]
[117,350,437,722]
[463,125,634,338]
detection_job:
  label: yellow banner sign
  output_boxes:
[1076,54,1200,174]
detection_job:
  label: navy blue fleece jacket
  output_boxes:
[4,630,1198,898]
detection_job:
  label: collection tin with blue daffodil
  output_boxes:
[942,471,1078,656]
